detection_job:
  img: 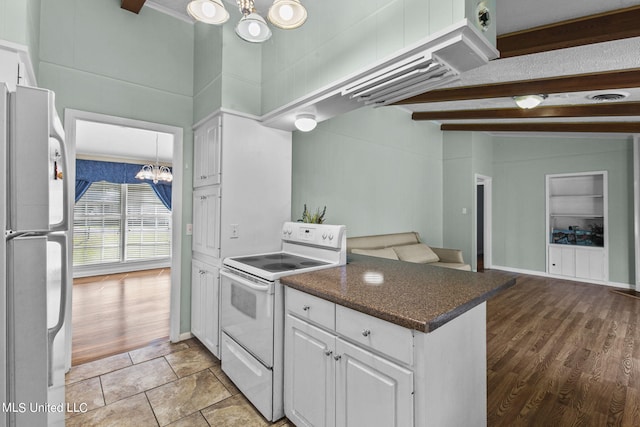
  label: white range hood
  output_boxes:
[261,19,500,131]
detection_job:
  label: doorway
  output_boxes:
[64,110,183,367]
[475,175,492,272]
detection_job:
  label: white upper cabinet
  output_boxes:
[193,115,221,188]
[192,186,221,259]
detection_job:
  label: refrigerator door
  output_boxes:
[8,85,69,233]
[0,84,7,427]
[7,234,67,427]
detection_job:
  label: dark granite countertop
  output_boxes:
[280,254,518,333]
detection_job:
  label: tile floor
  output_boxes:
[65,338,293,427]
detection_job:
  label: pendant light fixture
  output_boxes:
[267,0,307,29]
[135,134,173,184]
[236,0,272,43]
[187,0,230,24]
[187,0,308,43]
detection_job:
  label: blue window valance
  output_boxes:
[75,159,172,210]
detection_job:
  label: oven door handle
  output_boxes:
[221,270,273,293]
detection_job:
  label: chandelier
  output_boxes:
[135,134,173,184]
[187,0,308,43]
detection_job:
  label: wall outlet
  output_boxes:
[186,223,193,235]
[230,224,239,239]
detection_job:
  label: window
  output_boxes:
[73,182,171,267]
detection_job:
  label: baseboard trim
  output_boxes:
[491,265,633,290]
[175,332,193,343]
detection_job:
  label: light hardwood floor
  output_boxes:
[486,274,640,426]
[71,268,171,366]
[69,270,639,425]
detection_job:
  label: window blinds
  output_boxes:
[73,182,171,267]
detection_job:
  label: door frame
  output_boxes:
[64,109,183,368]
[474,174,492,271]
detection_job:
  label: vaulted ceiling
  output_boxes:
[122,1,640,135]
[399,4,640,134]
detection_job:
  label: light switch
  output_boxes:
[186,223,193,235]
[231,224,239,239]
[462,208,468,215]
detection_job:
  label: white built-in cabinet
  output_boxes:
[284,287,487,427]
[193,116,221,188]
[192,186,221,259]
[546,171,607,282]
[190,112,291,355]
[190,259,220,357]
[285,288,415,427]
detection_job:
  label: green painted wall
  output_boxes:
[443,131,492,268]
[37,0,196,334]
[0,0,41,75]
[193,22,223,124]
[193,9,261,122]
[292,106,443,245]
[261,0,494,114]
[492,135,633,285]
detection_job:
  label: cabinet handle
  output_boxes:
[200,195,207,200]
[362,329,371,337]
[302,305,310,311]
[324,350,333,356]
[199,270,205,274]
[201,175,207,179]
[334,354,341,361]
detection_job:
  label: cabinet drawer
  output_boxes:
[336,305,413,366]
[286,287,335,330]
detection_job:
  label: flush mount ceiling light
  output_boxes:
[513,94,548,109]
[187,0,308,43]
[294,113,317,132]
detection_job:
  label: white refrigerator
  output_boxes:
[1,84,71,427]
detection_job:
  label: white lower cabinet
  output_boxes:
[335,339,413,427]
[548,245,605,281]
[286,315,336,427]
[285,288,413,427]
[191,260,220,357]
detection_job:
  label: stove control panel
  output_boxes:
[282,222,346,249]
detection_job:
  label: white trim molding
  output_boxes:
[492,265,633,290]
[64,109,184,344]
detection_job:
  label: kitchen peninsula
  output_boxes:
[281,254,517,427]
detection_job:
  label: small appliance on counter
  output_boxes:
[220,221,346,421]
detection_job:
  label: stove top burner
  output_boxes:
[229,252,331,274]
[262,262,298,271]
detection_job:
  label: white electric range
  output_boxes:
[220,221,347,421]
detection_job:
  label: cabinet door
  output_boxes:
[575,248,605,281]
[192,186,221,258]
[201,266,220,357]
[193,116,222,188]
[548,246,575,277]
[285,314,336,427]
[335,338,413,427]
[190,261,204,340]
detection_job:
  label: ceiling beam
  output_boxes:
[440,122,640,133]
[497,6,640,58]
[395,68,640,105]
[412,102,640,121]
[121,0,146,14]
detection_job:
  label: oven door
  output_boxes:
[220,269,274,367]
